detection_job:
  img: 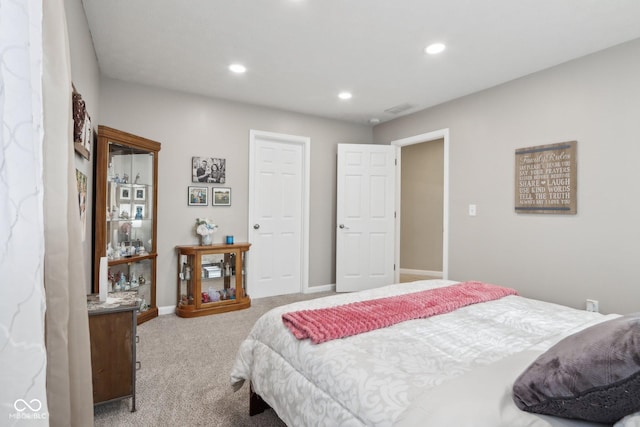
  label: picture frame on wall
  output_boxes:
[212,187,231,206]
[72,86,91,160]
[188,186,208,206]
[192,156,226,184]
[76,169,87,242]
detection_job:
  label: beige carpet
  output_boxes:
[94,291,335,426]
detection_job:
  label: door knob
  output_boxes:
[339,224,349,229]
[253,224,260,229]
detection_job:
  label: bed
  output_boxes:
[230,280,640,426]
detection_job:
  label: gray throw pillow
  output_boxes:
[512,313,640,423]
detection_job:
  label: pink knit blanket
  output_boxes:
[282,281,517,344]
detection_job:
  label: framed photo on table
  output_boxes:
[134,187,146,201]
[119,187,131,200]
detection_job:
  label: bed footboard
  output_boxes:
[249,382,272,416]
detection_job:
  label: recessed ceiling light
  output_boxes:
[229,63,247,73]
[425,43,446,55]
[338,92,352,100]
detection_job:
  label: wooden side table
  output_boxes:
[175,243,251,317]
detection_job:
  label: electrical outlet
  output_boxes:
[468,204,477,216]
[586,299,599,313]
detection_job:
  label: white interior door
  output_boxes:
[248,130,309,299]
[336,144,396,292]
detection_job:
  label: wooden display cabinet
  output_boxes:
[93,126,161,324]
[175,243,251,317]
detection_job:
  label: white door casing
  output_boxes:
[391,128,449,282]
[336,144,397,292]
[248,130,310,298]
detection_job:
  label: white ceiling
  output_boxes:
[81,0,640,125]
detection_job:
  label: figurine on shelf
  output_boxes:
[122,173,129,184]
[106,242,114,260]
[138,274,146,285]
[114,173,120,183]
[134,172,141,184]
[135,206,143,220]
[108,162,115,181]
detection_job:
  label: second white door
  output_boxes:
[336,144,396,292]
[248,130,309,299]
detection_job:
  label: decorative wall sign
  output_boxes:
[515,141,577,214]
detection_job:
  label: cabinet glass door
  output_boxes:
[94,126,160,324]
[106,143,155,314]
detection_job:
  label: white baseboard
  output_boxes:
[399,269,443,278]
[158,305,176,316]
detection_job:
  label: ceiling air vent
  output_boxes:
[384,103,415,115]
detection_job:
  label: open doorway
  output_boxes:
[391,129,449,283]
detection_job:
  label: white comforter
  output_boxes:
[230,280,623,426]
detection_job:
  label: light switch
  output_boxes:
[468,204,477,216]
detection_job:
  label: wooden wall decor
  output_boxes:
[515,141,577,214]
[72,85,91,160]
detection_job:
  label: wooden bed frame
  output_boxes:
[249,382,272,416]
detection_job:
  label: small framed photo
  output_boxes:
[133,204,145,219]
[212,187,231,206]
[119,187,131,200]
[134,187,146,201]
[188,186,208,206]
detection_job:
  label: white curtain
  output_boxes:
[0,0,48,423]
[1,1,93,423]
[42,0,94,426]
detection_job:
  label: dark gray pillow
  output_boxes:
[512,313,640,423]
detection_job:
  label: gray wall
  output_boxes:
[401,139,443,272]
[98,78,372,307]
[374,38,640,314]
[66,0,100,293]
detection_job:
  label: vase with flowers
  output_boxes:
[195,218,218,245]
